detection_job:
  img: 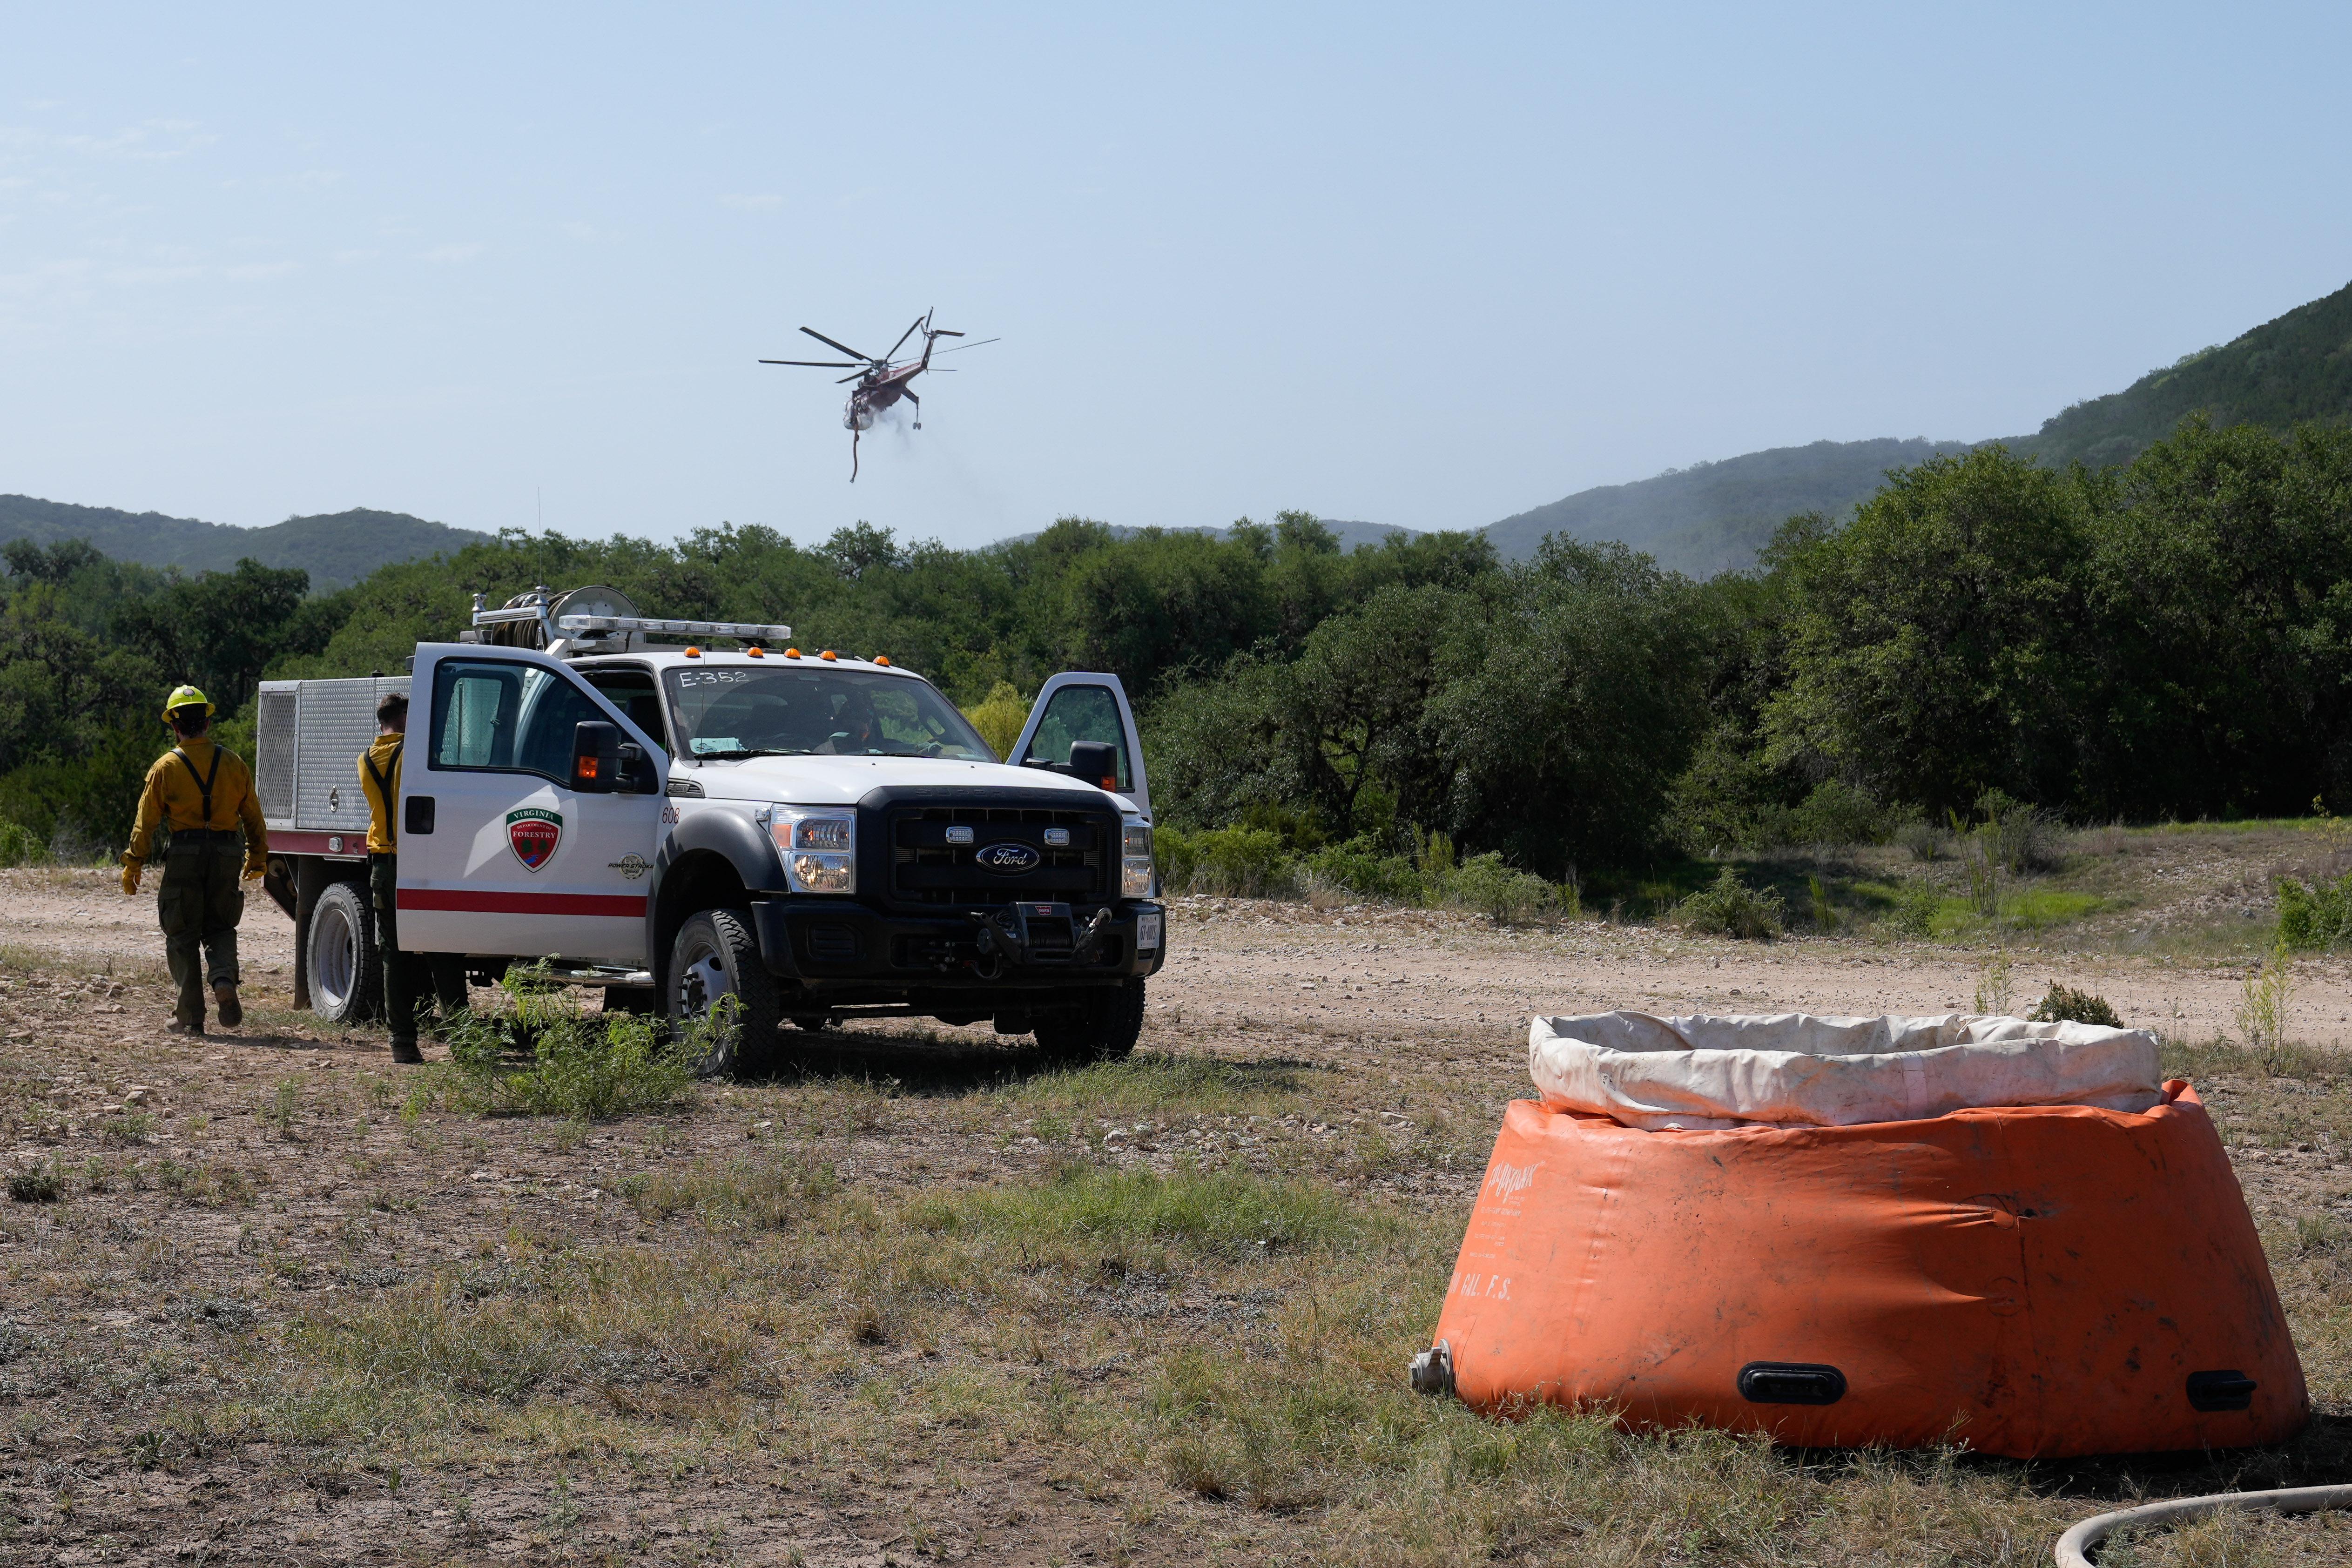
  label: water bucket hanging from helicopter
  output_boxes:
[844,400,876,432]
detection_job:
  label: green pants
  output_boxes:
[159,839,244,1027]
[369,855,469,1045]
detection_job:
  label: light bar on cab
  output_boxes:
[549,614,793,642]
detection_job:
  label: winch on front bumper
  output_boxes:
[746,895,1166,993]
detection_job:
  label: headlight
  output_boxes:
[1121,822,1154,899]
[765,808,856,895]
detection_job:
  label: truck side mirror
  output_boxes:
[1066,740,1119,791]
[572,721,620,794]
[618,741,659,794]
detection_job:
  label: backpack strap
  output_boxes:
[360,741,402,841]
[172,747,225,828]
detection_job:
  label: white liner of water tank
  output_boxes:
[1528,1011,2163,1131]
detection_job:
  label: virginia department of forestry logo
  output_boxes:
[507,808,563,872]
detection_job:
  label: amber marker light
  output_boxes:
[820,649,837,661]
[875,655,891,666]
[746,646,765,658]
[683,646,702,658]
[785,647,801,659]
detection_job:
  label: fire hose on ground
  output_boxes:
[2053,1484,2352,1565]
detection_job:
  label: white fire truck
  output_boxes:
[254,586,1164,1070]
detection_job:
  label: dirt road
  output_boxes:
[9,871,2345,1051]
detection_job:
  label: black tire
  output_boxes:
[667,909,780,1077]
[308,879,382,1024]
[1033,981,1144,1063]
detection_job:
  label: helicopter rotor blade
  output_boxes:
[930,336,1000,356]
[885,316,925,360]
[799,326,872,360]
[760,358,862,367]
[836,371,869,384]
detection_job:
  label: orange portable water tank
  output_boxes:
[1429,1084,2305,1457]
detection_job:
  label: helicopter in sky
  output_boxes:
[761,310,996,480]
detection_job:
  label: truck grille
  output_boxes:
[887,805,1108,908]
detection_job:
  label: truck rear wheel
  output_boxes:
[667,909,780,1077]
[308,879,381,1024]
[1033,980,1144,1064]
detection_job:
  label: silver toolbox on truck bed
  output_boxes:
[256,677,412,837]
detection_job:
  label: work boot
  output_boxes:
[212,982,243,1029]
[168,1019,206,1037]
[390,1040,425,1065]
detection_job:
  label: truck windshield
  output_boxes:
[663,665,995,761]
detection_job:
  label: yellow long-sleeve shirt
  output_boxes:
[127,737,269,862]
[358,733,404,854]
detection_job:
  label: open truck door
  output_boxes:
[1009,672,1149,819]
[398,645,668,969]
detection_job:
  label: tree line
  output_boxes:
[3,417,2349,877]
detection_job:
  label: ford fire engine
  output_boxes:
[253,586,1163,1070]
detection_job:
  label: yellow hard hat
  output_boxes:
[162,684,215,720]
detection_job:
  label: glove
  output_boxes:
[121,857,142,896]
[243,854,267,882]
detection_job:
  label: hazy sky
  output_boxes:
[5,3,2349,549]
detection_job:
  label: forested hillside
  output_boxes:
[7,419,2352,890]
[1476,276,2352,574]
[2013,276,2352,469]
[1482,438,1968,576]
[0,497,490,589]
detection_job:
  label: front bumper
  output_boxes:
[749,895,1166,995]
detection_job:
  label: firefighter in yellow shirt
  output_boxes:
[359,691,467,1063]
[122,686,269,1034]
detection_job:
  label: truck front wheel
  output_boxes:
[667,909,780,1077]
[1033,980,1144,1063]
[308,879,381,1024]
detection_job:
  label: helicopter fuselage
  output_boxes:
[843,363,923,430]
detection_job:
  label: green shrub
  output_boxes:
[2027,983,2123,1027]
[1443,852,1571,924]
[960,680,1030,760]
[1675,867,1783,940]
[1756,780,1894,848]
[2278,872,2352,951]
[0,820,47,868]
[1975,790,2062,875]
[0,722,159,859]
[1894,818,1947,861]
[441,968,711,1118]
[1302,839,1424,904]
[1156,825,1292,897]
[8,1166,62,1203]
[1153,824,1200,891]
[1882,879,1941,938]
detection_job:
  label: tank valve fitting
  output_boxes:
[1409,1339,1456,1399]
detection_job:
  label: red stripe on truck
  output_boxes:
[398,888,647,918]
[268,830,363,856]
